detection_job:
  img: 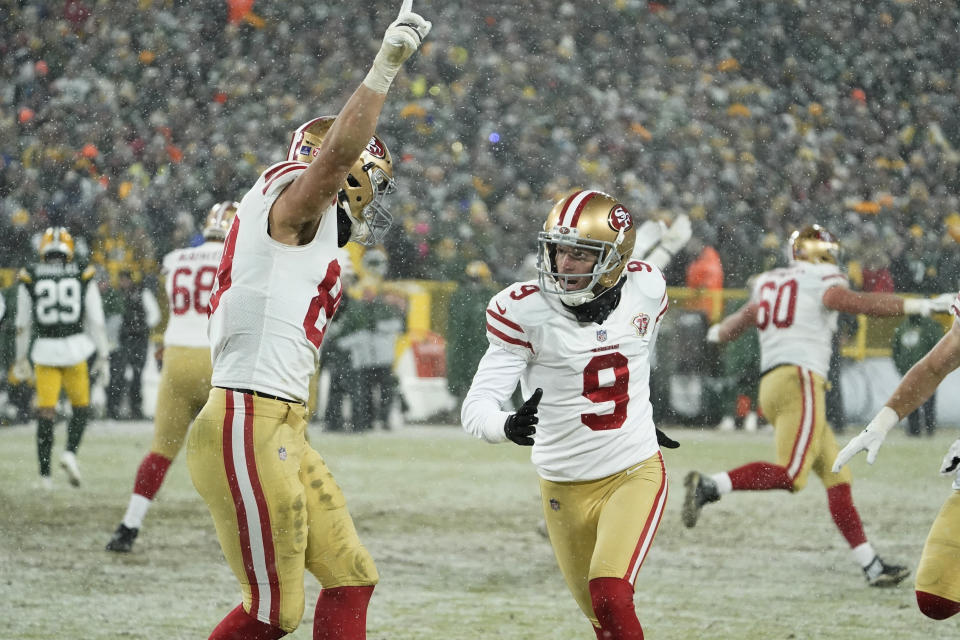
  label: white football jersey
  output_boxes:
[161,241,224,348]
[461,260,668,482]
[750,261,848,378]
[208,161,343,403]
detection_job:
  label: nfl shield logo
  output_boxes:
[596,329,607,342]
[549,498,561,511]
[278,446,287,461]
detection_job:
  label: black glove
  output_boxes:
[656,427,679,449]
[504,387,542,446]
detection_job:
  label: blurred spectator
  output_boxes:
[445,260,499,406]
[892,314,944,436]
[105,271,160,420]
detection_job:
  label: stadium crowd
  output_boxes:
[3,0,960,291]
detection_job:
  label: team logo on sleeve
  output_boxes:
[632,313,650,336]
[608,205,634,232]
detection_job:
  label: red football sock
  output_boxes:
[589,577,644,640]
[728,462,793,491]
[917,591,960,620]
[209,604,286,639]
[826,483,867,547]
[313,585,374,640]
[132,452,173,499]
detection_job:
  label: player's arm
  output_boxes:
[270,1,430,242]
[644,214,692,271]
[461,345,529,444]
[822,286,953,317]
[706,301,759,344]
[834,319,960,471]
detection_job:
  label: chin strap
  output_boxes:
[563,278,626,324]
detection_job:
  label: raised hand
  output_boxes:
[832,406,899,472]
[364,0,432,93]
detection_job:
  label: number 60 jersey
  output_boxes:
[461,261,669,482]
[750,260,848,380]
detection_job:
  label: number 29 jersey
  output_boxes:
[750,261,848,379]
[463,261,669,482]
[161,241,224,348]
[207,161,343,404]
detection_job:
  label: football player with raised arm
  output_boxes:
[834,293,960,618]
[684,224,954,587]
[105,201,236,553]
[14,226,110,489]
[462,190,677,640]
[184,3,430,638]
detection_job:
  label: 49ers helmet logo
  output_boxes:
[365,137,386,159]
[608,205,633,232]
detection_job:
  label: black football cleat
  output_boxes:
[105,524,139,553]
[864,556,910,587]
[682,471,720,528]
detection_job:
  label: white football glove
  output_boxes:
[363,0,432,94]
[12,358,33,383]
[832,406,899,472]
[903,293,955,317]
[660,213,693,255]
[91,356,110,387]
[940,438,960,475]
[706,324,721,344]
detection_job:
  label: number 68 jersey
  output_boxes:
[750,261,848,379]
[461,261,669,482]
[161,241,225,348]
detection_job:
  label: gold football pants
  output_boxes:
[187,388,378,633]
[150,346,211,460]
[35,361,89,409]
[758,365,851,491]
[916,490,960,602]
[540,451,667,627]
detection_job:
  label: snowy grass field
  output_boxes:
[0,420,955,639]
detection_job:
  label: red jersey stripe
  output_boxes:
[487,323,534,352]
[486,307,525,333]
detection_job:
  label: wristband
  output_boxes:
[865,406,900,437]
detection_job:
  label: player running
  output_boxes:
[685,224,953,586]
[462,189,678,639]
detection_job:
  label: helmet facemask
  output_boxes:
[39,226,75,262]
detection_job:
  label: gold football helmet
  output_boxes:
[537,190,637,306]
[286,116,396,246]
[39,226,75,261]
[790,224,839,265]
[202,201,239,241]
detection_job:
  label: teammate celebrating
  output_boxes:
[105,201,237,553]
[833,292,960,618]
[461,189,676,640]
[684,224,953,586]
[185,3,430,638]
[14,226,109,489]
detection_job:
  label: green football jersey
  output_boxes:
[19,261,96,339]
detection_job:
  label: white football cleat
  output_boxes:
[36,475,53,491]
[60,451,82,487]
[717,416,736,432]
[744,412,759,433]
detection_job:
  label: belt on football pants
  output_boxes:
[219,387,303,405]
